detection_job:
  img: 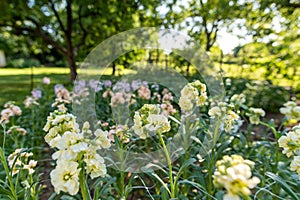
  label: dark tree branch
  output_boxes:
[75,4,88,52]
[66,0,73,36]
[49,0,66,33]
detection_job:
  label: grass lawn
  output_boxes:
[0,67,71,104]
[0,67,136,104]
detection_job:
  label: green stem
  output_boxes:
[79,170,91,200]
[259,121,280,197]
[158,132,175,198]
[118,141,126,199]
[79,158,91,200]
[0,148,18,199]
[259,121,279,169]
[207,118,222,199]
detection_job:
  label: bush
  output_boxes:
[7,58,40,68]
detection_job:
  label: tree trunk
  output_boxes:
[67,55,77,81]
[112,62,116,75]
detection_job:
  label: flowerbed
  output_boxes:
[0,76,300,200]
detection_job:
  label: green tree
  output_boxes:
[0,0,165,80]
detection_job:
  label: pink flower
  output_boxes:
[138,86,151,100]
[42,77,51,85]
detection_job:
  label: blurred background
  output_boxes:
[0,0,299,110]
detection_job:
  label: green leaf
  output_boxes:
[160,186,170,200]
[0,185,12,197]
[151,172,171,196]
[266,172,300,200]
[174,158,196,184]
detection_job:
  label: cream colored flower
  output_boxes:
[57,131,88,152]
[132,112,147,139]
[145,114,171,134]
[44,126,61,148]
[50,161,80,195]
[247,108,265,125]
[179,80,207,112]
[23,160,37,174]
[280,101,300,120]
[208,106,222,118]
[209,103,239,132]
[179,97,193,112]
[44,111,80,148]
[84,152,107,179]
[7,149,36,176]
[52,149,78,161]
[181,84,199,99]
[290,156,300,176]
[213,155,260,199]
[94,129,111,149]
[278,127,300,157]
[230,94,246,105]
[132,104,171,139]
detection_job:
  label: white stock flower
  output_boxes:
[247,108,265,125]
[132,104,171,139]
[94,129,111,149]
[280,101,300,121]
[208,106,222,118]
[209,103,239,133]
[44,111,80,148]
[23,160,37,174]
[50,161,80,195]
[291,156,300,176]
[145,114,171,134]
[179,80,207,112]
[84,152,107,179]
[278,126,300,157]
[213,155,260,199]
[179,97,193,112]
[132,112,146,139]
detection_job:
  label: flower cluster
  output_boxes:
[24,89,42,108]
[138,86,151,100]
[44,110,79,148]
[7,126,27,136]
[52,84,72,110]
[230,94,246,106]
[208,102,239,132]
[246,107,265,125]
[44,111,111,195]
[110,91,135,107]
[179,80,207,112]
[280,101,300,121]
[108,124,130,143]
[213,155,260,200]
[0,102,22,124]
[132,104,171,139]
[278,124,300,177]
[7,148,37,176]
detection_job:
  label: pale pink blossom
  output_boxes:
[43,77,51,85]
